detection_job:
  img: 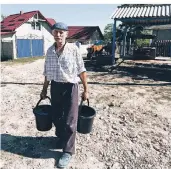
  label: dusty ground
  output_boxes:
[1,58,171,169]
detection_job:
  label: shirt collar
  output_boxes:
[52,42,68,54]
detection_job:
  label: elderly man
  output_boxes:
[40,22,89,168]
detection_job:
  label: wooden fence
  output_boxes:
[151,40,171,57]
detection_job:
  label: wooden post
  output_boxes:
[123,27,127,57]
[112,19,116,65]
[14,35,17,59]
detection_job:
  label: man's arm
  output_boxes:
[41,50,50,99]
[40,76,50,99]
[79,72,89,101]
[42,76,50,92]
[75,46,89,100]
[79,71,88,92]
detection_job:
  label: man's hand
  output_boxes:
[82,91,89,101]
[40,89,47,100]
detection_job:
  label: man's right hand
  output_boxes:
[40,89,47,100]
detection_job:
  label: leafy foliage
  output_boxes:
[1,14,6,21]
[103,22,154,47]
[103,23,113,42]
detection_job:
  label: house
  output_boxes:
[1,10,104,59]
[146,24,171,41]
[67,26,104,55]
[146,24,171,57]
[1,10,56,60]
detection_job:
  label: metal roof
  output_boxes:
[67,26,104,41]
[111,5,171,19]
[1,10,54,32]
[46,18,56,26]
[111,5,171,25]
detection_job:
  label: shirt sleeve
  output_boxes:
[75,46,86,75]
[43,55,47,76]
[43,54,52,81]
[43,48,50,77]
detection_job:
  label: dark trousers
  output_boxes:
[50,80,78,154]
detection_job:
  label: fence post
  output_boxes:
[30,35,33,57]
[15,35,17,59]
[1,40,4,59]
[43,35,45,56]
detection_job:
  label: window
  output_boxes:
[31,22,41,30]
[36,22,41,30]
[31,22,35,29]
[33,14,38,19]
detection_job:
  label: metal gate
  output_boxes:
[32,39,44,56]
[17,39,44,58]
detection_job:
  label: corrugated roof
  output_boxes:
[46,18,56,26]
[1,11,39,32]
[1,10,54,32]
[111,4,171,19]
[67,26,104,41]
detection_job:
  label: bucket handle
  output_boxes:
[80,99,89,107]
[79,99,89,113]
[36,96,52,108]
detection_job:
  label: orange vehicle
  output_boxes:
[87,42,105,59]
[92,44,103,52]
[87,41,114,59]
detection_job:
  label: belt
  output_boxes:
[51,80,75,85]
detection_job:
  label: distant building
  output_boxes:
[146,24,171,41]
[1,10,56,60]
[67,26,104,55]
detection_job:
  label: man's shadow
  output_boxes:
[1,133,63,167]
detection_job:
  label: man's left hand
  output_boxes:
[82,91,89,101]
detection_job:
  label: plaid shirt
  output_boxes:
[43,42,86,83]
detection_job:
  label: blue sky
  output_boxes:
[1,4,119,33]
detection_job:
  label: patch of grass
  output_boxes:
[1,56,45,65]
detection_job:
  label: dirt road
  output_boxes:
[1,58,171,169]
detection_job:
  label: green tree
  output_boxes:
[103,23,126,43]
[1,14,6,21]
[135,30,152,47]
[103,23,113,43]
[103,23,154,45]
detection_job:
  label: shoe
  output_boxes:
[57,152,72,168]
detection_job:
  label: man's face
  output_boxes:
[52,29,68,43]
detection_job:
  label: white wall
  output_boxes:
[80,44,91,56]
[41,22,54,53]
[70,42,91,56]
[15,17,54,55]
